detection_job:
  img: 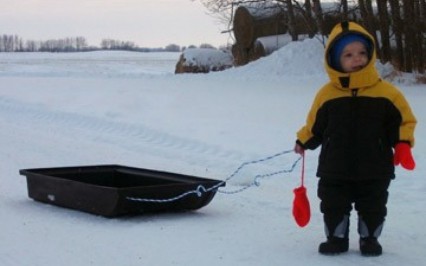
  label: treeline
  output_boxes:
[0,35,186,53]
[305,0,425,74]
[200,0,425,73]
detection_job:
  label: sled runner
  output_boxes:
[20,165,224,217]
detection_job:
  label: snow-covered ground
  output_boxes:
[0,41,425,266]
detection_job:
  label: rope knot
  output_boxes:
[196,185,207,197]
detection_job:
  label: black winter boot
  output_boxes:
[358,215,384,256]
[318,237,349,255]
[359,237,382,256]
[319,214,350,255]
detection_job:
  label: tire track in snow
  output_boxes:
[0,97,252,171]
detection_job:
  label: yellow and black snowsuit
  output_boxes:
[296,22,416,180]
[296,21,417,242]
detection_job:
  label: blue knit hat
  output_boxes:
[329,33,372,71]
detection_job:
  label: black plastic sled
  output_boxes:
[19,164,225,217]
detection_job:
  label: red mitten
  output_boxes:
[292,186,311,227]
[394,142,415,170]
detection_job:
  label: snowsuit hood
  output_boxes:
[325,21,380,89]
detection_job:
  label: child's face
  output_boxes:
[339,41,369,73]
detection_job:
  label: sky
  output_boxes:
[1,0,231,48]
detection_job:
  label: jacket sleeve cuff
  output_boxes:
[296,140,307,149]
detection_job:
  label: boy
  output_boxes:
[294,21,417,256]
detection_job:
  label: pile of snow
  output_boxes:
[229,37,400,82]
[255,34,310,55]
[227,37,327,79]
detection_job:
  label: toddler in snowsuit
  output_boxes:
[294,21,417,256]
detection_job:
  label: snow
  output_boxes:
[255,34,298,55]
[181,48,233,69]
[1,38,425,266]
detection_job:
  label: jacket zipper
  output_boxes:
[350,88,359,175]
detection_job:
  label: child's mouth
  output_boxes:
[352,65,364,71]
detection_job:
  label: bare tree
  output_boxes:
[312,0,326,35]
[358,0,382,59]
[403,0,414,72]
[286,0,298,40]
[414,0,425,73]
[341,0,349,20]
[303,0,317,37]
[76,37,88,51]
[389,0,405,69]
[25,40,39,52]
[376,0,391,63]
[1,35,14,52]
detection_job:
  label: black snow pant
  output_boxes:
[317,178,391,240]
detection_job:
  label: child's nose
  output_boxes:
[354,54,364,62]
